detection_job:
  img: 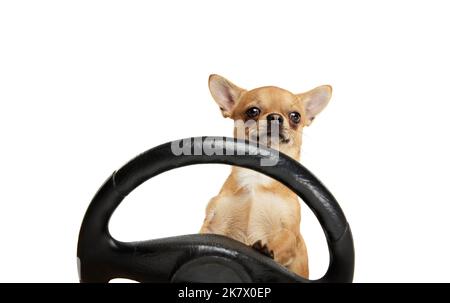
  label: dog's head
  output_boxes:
[209,74,332,159]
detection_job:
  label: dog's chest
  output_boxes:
[235,168,274,188]
[230,169,293,244]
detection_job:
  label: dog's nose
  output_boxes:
[266,113,284,125]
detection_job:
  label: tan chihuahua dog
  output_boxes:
[200,74,332,278]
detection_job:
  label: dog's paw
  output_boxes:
[251,240,274,259]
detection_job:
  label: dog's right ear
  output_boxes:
[209,74,245,118]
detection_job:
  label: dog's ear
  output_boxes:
[209,74,245,118]
[298,85,332,126]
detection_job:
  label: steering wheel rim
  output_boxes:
[77,137,354,282]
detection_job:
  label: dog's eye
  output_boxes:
[289,112,301,124]
[246,107,261,119]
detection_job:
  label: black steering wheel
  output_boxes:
[77,137,354,282]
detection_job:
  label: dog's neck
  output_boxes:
[229,139,302,189]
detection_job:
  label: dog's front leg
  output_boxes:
[267,228,298,267]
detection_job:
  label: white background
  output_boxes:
[1,1,449,282]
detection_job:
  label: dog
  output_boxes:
[199,74,332,278]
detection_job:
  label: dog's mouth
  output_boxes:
[267,129,290,144]
[279,134,290,144]
[249,128,291,146]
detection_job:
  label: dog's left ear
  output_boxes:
[209,74,246,118]
[297,85,332,126]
